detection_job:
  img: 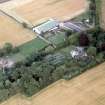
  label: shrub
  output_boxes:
[96,53,104,63]
[3,43,13,54]
[69,33,79,45]
[87,46,97,57]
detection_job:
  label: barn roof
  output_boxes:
[33,19,59,34]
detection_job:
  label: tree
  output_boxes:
[87,46,97,57]
[65,30,72,37]
[52,67,65,81]
[0,89,9,102]
[3,43,13,54]
[96,53,104,63]
[69,33,79,45]
[79,32,89,46]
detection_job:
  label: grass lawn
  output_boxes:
[10,37,49,62]
[48,32,66,46]
[59,45,75,54]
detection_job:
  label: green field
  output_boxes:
[48,32,66,46]
[10,37,49,62]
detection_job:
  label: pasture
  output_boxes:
[13,0,87,24]
[1,62,105,105]
[0,12,35,47]
[10,37,49,62]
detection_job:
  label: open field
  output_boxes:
[101,0,105,29]
[0,12,35,47]
[10,37,49,62]
[1,62,105,105]
[10,0,87,25]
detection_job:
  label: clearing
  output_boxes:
[0,12,35,47]
[1,62,105,105]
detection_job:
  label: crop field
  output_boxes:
[0,12,35,47]
[9,0,87,25]
[101,0,105,29]
[1,62,105,105]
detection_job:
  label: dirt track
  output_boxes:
[1,62,105,105]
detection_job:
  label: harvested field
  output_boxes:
[1,62,105,105]
[13,0,87,24]
[0,12,35,47]
[101,0,105,29]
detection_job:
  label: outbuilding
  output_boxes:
[33,19,60,34]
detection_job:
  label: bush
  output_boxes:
[68,33,79,45]
[3,43,13,54]
[87,46,97,57]
[22,22,28,28]
[12,47,19,53]
[96,53,104,63]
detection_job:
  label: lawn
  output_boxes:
[10,37,49,62]
[48,32,66,46]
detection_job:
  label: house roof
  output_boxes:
[33,19,59,34]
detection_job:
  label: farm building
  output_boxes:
[59,21,89,32]
[33,19,60,34]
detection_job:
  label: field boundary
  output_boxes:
[30,79,65,99]
[1,62,105,105]
[0,8,33,29]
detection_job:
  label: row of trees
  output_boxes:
[89,0,100,25]
[0,26,105,102]
[0,43,19,57]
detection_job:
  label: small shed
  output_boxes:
[33,19,60,34]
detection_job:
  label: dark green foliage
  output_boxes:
[68,33,79,45]
[87,46,97,57]
[0,43,19,57]
[0,25,105,102]
[79,32,89,46]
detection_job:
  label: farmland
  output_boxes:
[0,12,35,47]
[0,0,87,47]
[14,0,87,24]
[0,0,87,25]
[1,62,105,105]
